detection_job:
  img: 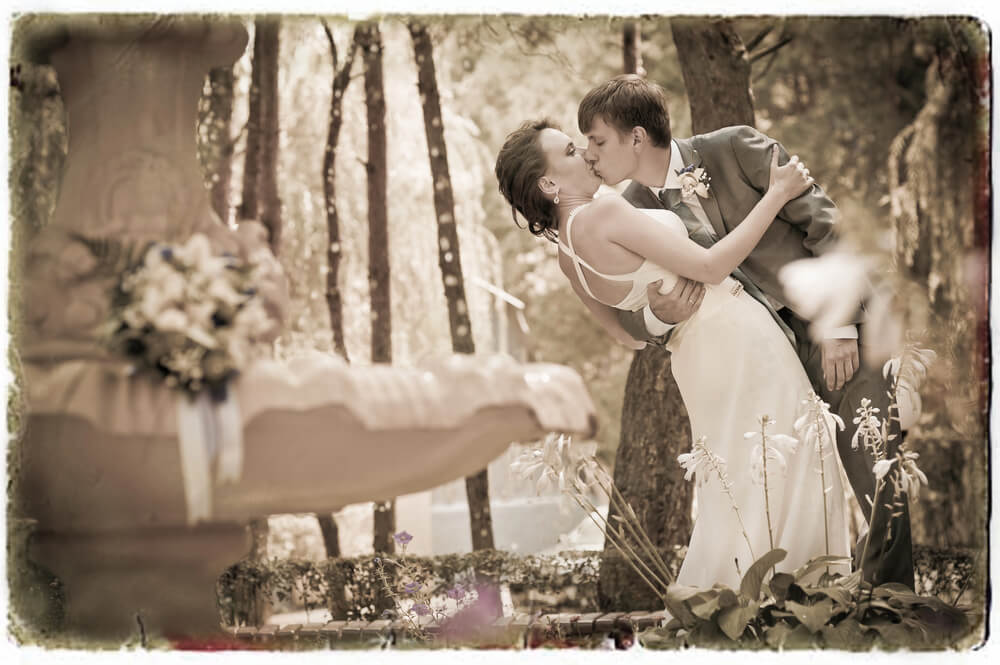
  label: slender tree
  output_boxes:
[321,22,361,361]
[256,17,282,255]
[237,21,276,583]
[623,20,642,75]
[237,23,263,223]
[206,67,236,223]
[313,21,362,560]
[357,21,396,554]
[408,21,495,552]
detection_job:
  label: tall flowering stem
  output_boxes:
[795,391,846,569]
[745,415,799,577]
[678,437,755,562]
[511,435,674,602]
[851,398,888,602]
[760,418,775,554]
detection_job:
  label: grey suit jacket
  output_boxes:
[615,125,856,343]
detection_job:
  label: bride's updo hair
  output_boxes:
[495,119,559,243]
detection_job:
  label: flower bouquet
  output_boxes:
[104,233,273,399]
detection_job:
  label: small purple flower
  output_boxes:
[393,531,413,546]
[403,581,421,595]
[676,164,697,176]
[412,603,431,616]
[446,585,465,600]
[160,247,174,261]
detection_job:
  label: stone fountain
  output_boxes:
[11,15,596,643]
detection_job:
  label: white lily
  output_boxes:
[748,434,800,486]
[896,449,929,499]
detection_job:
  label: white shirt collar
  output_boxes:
[649,140,685,196]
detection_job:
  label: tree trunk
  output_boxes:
[240,19,281,593]
[320,23,361,362]
[359,21,395,554]
[237,24,263,222]
[255,17,282,255]
[623,21,642,75]
[316,514,341,558]
[597,347,693,610]
[887,19,989,553]
[670,19,756,133]
[312,22,362,560]
[206,67,235,223]
[598,17,756,612]
[409,21,495,553]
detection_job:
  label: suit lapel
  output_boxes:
[676,139,727,238]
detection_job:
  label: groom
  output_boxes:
[578,74,913,588]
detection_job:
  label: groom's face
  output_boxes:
[583,116,637,186]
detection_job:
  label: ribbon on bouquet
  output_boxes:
[176,390,244,525]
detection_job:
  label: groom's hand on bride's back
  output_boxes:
[647,277,705,325]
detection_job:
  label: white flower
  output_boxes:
[208,277,245,308]
[896,448,929,499]
[154,308,188,334]
[677,437,713,484]
[745,416,799,486]
[185,324,219,350]
[510,434,581,496]
[233,300,273,339]
[794,391,845,455]
[851,398,885,453]
[678,167,710,198]
[872,458,896,481]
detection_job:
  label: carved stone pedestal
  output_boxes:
[30,525,250,642]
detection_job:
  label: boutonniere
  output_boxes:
[676,164,711,198]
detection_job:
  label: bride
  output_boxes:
[494,120,849,589]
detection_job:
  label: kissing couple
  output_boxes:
[494,74,913,590]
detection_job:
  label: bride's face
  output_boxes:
[537,127,602,198]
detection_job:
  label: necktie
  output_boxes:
[657,189,795,347]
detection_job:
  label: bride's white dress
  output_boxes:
[560,205,850,589]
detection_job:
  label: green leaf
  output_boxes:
[802,584,852,607]
[786,598,836,633]
[716,587,739,610]
[792,555,853,583]
[820,617,874,650]
[739,548,787,600]
[718,602,759,641]
[767,572,795,605]
[867,620,916,647]
[689,591,722,620]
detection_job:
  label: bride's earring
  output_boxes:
[553,188,560,205]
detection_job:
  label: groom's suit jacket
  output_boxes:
[615,124,860,344]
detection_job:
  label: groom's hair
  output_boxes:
[578,74,671,148]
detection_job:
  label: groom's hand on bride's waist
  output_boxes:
[646,278,706,327]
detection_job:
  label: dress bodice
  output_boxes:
[558,205,687,311]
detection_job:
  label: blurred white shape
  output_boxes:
[779,249,903,366]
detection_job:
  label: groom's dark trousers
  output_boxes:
[617,124,914,588]
[781,311,914,588]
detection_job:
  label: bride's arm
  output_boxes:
[604,146,812,285]
[559,254,646,351]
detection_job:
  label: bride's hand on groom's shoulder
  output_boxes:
[647,277,705,325]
